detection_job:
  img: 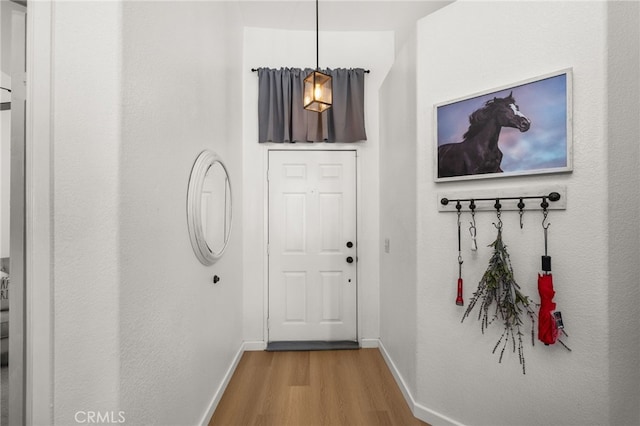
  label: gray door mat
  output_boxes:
[266,340,360,351]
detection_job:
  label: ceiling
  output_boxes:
[237,1,453,32]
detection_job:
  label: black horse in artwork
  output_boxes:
[438,93,531,178]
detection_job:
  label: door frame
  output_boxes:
[8,5,27,425]
[263,147,362,345]
[24,1,54,424]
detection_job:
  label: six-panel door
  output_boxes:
[268,150,357,342]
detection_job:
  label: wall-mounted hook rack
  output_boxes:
[438,186,566,212]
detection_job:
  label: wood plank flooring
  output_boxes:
[209,348,429,426]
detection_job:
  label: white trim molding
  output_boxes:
[359,338,379,348]
[243,340,267,351]
[198,342,246,426]
[25,1,54,424]
[378,340,465,426]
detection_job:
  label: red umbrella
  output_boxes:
[538,204,559,345]
[538,273,558,345]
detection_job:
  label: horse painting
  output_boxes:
[437,92,531,179]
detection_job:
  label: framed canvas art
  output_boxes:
[435,69,572,182]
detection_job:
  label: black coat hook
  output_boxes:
[493,199,502,229]
[517,198,525,228]
[469,200,477,251]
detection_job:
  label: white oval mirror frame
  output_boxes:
[201,162,229,254]
[187,150,232,265]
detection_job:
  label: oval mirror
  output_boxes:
[187,151,232,265]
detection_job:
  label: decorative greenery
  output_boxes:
[462,227,536,374]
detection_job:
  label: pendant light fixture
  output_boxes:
[303,0,332,112]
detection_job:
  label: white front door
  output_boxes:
[268,150,357,342]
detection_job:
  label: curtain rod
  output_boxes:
[251,68,370,73]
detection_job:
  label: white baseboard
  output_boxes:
[378,340,464,426]
[359,338,380,348]
[243,340,267,351]
[377,340,417,416]
[413,402,465,426]
[198,342,246,426]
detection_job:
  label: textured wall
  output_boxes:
[606,1,640,424]
[120,2,244,425]
[52,2,122,423]
[416,2,611,425]
[379,30,418,399]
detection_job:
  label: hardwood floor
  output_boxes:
[209,348,429,426]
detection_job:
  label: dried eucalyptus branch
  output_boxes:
[461,228,536,374]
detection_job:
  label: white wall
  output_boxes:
[410,1,638,425]
[52,2,122,422]
[379,29,418,398]
[49,1,244,424]
[241,27,394,346]
[606,1,640,424]
[119,2,244,425]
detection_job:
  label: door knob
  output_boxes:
[346,256,354,264]
[346,241,353,248]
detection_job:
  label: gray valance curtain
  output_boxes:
[257,67,367,143]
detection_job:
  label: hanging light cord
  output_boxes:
[315,0,319,70]
[0,87,10,93]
